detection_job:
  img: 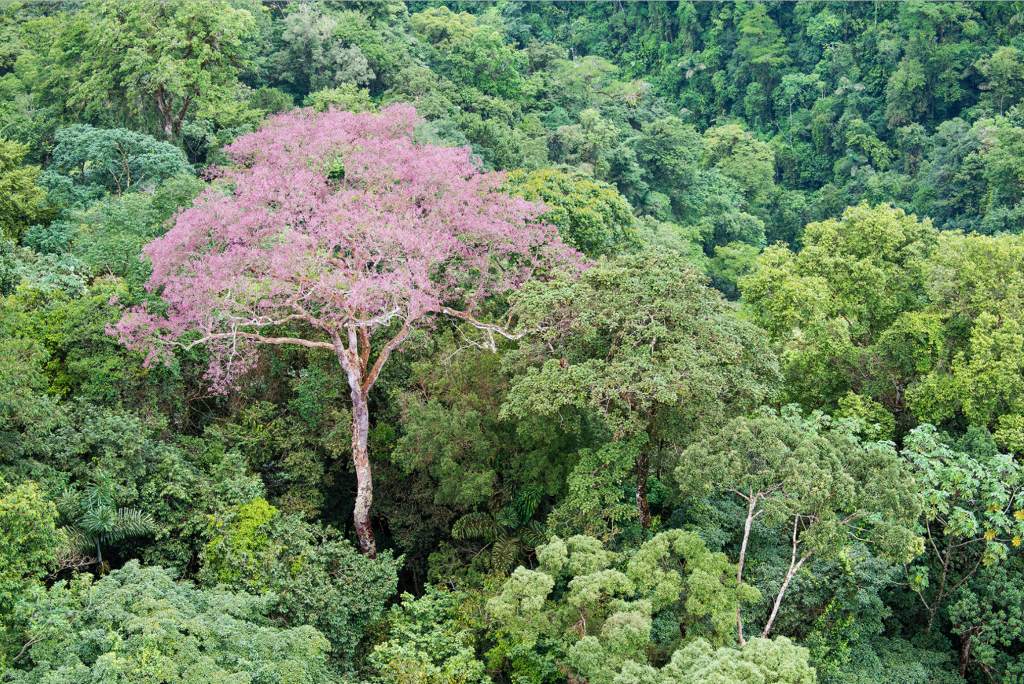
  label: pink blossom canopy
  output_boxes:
[109,104,582,391]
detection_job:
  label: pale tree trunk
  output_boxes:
[334,329,377,558]
[219,313,514,557]
[349,387,375,557]
[736,491,759,646]
[217,312,509,557]
[333,322,412,558]
[727,485,779,645]
[763,515,810,639]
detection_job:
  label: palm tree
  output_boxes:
[452,488,547,575]
[1011,2,1024,32]
[840,149,870,178]
[58,476,155,564]
[679,52,706,80]
[834,76,865,97]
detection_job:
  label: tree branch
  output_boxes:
[363,321,413,395]
[441,307,527,350]
[181,331,335,352]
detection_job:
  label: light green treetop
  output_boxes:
[909,231,1024,446]
[702,124,776,206]
[654,636,815,684]
[505,169,641,258]
[742,202,937,342]
[5,560,336,684]
[0,479,62,620]
[900,424,1024,634]
[0,137,46,242]
[487,530,759,682]
[739,202,938,414]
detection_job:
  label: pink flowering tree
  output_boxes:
[109,104,582,556]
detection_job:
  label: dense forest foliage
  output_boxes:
[3,1,1024,682]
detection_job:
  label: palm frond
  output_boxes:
[520,520,548,550]
[80,505,117,535]
[56,488,82,520]
[59,527,94,555]
[515,488,542,522]
[495,506,521,530]
[82,476,115,511]
[452,512,499,542]
[109,508,156,541]
[491,536,522,575]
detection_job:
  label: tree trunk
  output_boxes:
[926,532,956,633]
[350,388,376,558]
[331,321,414,558]
[736,492,758,645]
[636,446,652,528]
[959,634,972,677]
[172,95,193,138]
[762,553,808,638]
[763,516,810,639]
[155,85,175,138]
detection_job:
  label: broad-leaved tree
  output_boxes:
[110,105,581,555]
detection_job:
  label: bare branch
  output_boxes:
[441,307,527,349]
[363,321,413,395]
[180,331,336,352]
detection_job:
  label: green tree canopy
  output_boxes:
[740,202,938,418]
[199,498,401,669]
[900,425,1024,638]
[677,409,921,643]
[702,124,777,206]
[505,168,641,258]
[0,137,45,242]
[505,249,779,527]
[4,561,336,683]
[272,4,373,98]
[487,530,760,683]
[67,2,256,137]
[0,479,62,619]
[41,124,192,204]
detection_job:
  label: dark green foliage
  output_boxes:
[451,490,547,575]
[199,499,400,671]
[505,248,779,529]
[272,4,374,99]
[41,124,192,202]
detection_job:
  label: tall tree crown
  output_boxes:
[110,104,581,391]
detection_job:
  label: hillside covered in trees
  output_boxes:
[3,2,1024,682]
